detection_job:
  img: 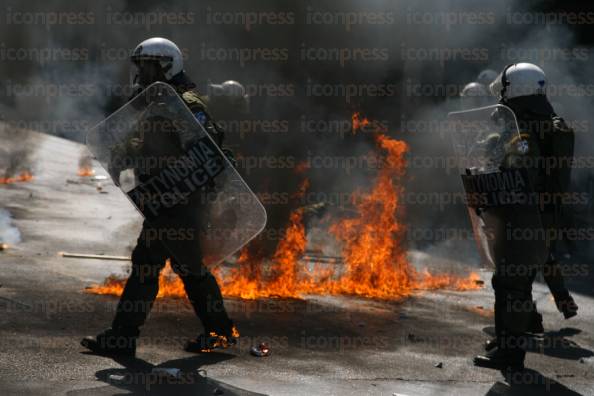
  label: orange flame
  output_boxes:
[324,134,413,298]
[352,112,370,133]
[78,167,95,177]
[86,114,482,300]
[86,259,187,298]
[78,153,95,176]
[0,171,33,184]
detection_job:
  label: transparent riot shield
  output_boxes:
[447,105,548,269]
[86,82,266,267]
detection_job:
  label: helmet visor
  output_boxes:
[130,58,168,87]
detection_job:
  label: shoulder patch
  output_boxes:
[194,111,207,125]
[508,133,531,155]
[516,140,529,154]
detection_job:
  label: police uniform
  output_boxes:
[110,72,234,341]
[485,97,575,363]
[517,105,576,317]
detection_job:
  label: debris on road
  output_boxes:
[58,251,130,261]
[407,333,420,343]
[250,342,271,357]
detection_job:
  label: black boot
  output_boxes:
[554,293,578,319]
[484,338,497,352]
[475,333,525,370]
[184,324,239,353]
[83,267,159,357]
[81,327,137,356]
[474,346,525,370]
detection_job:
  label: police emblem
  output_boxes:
[194,111,207,125]
[517,139,529,154]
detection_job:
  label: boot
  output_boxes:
[184,324,239,353]
[474,346,525,370]
[554,293,578,319]
[81,327,137,356]
[475,332,526,370]
[484,338,497,352]
[527,305,544,334]
[485,301,542,351]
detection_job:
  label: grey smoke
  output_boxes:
[0,123,36,179]
[0,208,21,245]
[0,0,592,260]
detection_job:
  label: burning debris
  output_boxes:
[250,343,271,357]
[77,150,95,177]
[86,114,482,301]
[0,171,33,185]
[0,124,36,184]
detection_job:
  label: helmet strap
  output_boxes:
[499,63,514,102]
[160,61,173,79]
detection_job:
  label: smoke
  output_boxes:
[78,147,93,171]
[0,0,592,259]
[0,123,36,179]
[0,208,21,245]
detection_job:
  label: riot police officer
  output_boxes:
[474,63,578,370]
[82,37,238,356]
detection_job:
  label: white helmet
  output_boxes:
[477,69,498,86]
[460,82,488,98]
[459,82,491,110]
[130,37,183,84]
[490,63,546,101]
[209,80,246,98]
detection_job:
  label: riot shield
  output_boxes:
[86,82,266,267]
[447,105,548,269]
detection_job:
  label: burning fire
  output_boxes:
[352,112,370,132]
[86,259,187,298]
[0,171,33,184]
[78,167,95,177]
[78,153,95,177]
[87,113,482,301]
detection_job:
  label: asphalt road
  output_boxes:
[1,129,592,395]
